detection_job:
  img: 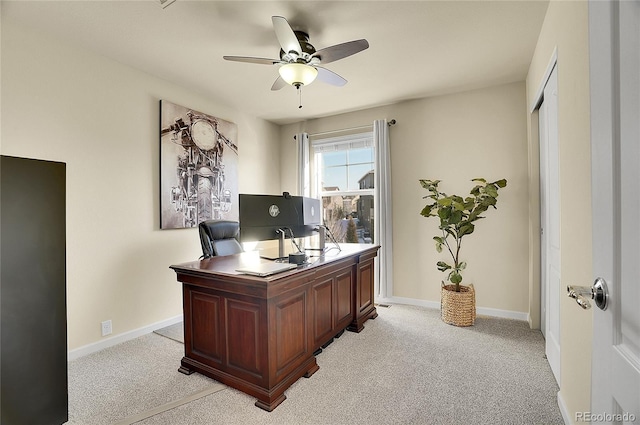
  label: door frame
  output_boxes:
[532,56,561,386]
[529,49,559,333]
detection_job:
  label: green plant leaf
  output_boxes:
[452,201,465,211]
[494,179,507,188]
[437,261,452,272]
[458,223,475,236]
[438,207,451,220]
[481,196,497,207]
[472,203,489,215]
[464,200,475,211]
[450,272,463,284]
[437,197,452,207]
[459,261,467,270]
[472,178,487,183]
[434,236,444,252]
[420,180,440,191]
[420,204,434,217]
[449,210,463,224]
[484,184,498,198]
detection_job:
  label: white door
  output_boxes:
[539,64,561,385]
[589,0,640,421]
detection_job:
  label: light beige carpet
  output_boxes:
[69,304,564,425]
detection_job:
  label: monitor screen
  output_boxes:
[239,193,320,242]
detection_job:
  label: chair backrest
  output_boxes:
[198,220,243,258]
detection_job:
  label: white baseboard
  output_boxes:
[68,314,183,361]
[476,305,529,321]
[379,296,529,322]
[378,296,440,310]
[558,391,571,425]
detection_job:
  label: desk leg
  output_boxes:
[303,362,319,379]
[178,366,194,375]
[178,358,196,375]
[347,306,378,333]
[253,358,319,411]
[255,395,286,412]
[349,255,378,332]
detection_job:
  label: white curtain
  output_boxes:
[373,119,393,300]
[295,132,310,197]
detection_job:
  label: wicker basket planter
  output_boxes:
[441,284,476,327]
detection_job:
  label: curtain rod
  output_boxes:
[307,119,396,138]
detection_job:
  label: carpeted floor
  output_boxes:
[67,332,224,425]
[68,304,563,425]
[153,322,183,343]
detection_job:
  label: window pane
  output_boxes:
[321,151,346,167]
[321,194,374,245]
[322,165,347,190]
[348,148,373,164]
[348,164,374,190]
[315,142,374,245]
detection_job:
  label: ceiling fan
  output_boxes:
[223,16,369,92]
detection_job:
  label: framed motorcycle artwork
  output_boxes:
[159,100,239,229]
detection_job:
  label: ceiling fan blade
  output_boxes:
[223,56,281,65]
[315,66,347,87]
[272,16,302,55]
[271,76,287,91]
[312,39,369,64]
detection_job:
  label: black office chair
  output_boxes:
[198,220,244,259]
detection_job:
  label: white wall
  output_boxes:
[526,0,592,421]
[281,81,530,317]
[1,21,281,352]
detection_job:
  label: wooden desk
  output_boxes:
[170,244,379,411]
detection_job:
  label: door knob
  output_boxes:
[567,277,609,311]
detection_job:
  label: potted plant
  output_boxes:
[419,178,507,326]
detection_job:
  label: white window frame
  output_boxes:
[311,132,374,199]
[303,121,393,302]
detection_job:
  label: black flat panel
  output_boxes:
[1,155,68,425]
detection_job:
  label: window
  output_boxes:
[312,132,375,245]
[298,120,392,301]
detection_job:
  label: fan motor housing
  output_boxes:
[280,31,316,62]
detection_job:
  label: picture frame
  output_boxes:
[159,100,239,229]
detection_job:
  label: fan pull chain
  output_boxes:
[298,86,303,109]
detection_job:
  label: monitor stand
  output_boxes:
[317,226,326,251]
[279,229,286,259]
[259,233,293,261]
[259,228,326,260]
[303,226,326,253]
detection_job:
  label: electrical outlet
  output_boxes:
[101,320,112,337]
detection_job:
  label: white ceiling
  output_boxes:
[3,0,549,125]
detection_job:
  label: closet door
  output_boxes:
[1,155,68,425]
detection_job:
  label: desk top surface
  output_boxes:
[170,243,379,282]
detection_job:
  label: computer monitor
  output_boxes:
[239,193,321,258]
[300,196,321,228]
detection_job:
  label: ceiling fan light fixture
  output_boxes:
[279,63,318,87]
